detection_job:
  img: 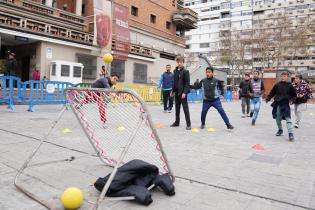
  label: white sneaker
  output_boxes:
[241,114,246,118]
[167,110,172,113]
[294,124,299,128]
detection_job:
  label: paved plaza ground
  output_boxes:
[1,100,315,210]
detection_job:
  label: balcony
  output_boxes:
[0,0,93,45]
[0,0,87,30]
[172,8,198,30]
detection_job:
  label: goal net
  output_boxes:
[65,88,172,175]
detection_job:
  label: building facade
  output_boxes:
[111,0,197,84]
[0,0,197,84]
[185,0,315,83]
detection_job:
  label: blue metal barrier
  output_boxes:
[188,89,203,103]
[22,80,74,112]
[0,76,23,111]
[224,90,233,102]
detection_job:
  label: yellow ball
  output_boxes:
[61,187,83,210]
[103,53,113,64]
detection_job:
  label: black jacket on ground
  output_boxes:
[172,67,190,95]
[94,159,175,205]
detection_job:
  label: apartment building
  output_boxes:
[0,0,198,84]
[185,0,315,83]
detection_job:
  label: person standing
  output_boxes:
[292,74,312,128]
[170,56,191,130]
[191,67,234,130]
[250,70,265,125]
[266,72,296,141]
[158,64,174,113]
[5,52,18,77]
[239,73,253,118]
[99,65,108,78]
[90,74,120,125]
[32,69,41,81]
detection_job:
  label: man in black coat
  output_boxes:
[5,52,18,76]
[170,56,191,130]
[266,72,296,141]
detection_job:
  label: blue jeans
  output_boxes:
[201,98,230,126]
[250,97,261,121]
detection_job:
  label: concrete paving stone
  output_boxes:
[1,102,315,209]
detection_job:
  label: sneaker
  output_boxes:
[247,114,251,117]
[251,119,256,126]
[227,124,234,130]
[276,129,283,136]
[170,122,179,127]
[289,133,294,141]
[200,124,205,129]
[250,112,254,118]
[294,124,299,128]
[167,109,172,113]
[241,114,246,118]
[186,126,191,130]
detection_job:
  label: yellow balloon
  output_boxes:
[61,187,83,210]
[103,53,113,64]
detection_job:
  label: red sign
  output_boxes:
[112,4,130,60]
[96,15,111,47]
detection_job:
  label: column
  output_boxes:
[45,0,53,7]
[76,0,83,16]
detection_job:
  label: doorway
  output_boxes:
[21,56,30,81]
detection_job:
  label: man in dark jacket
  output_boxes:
[92,74,119,88]
[191,66,234,130]
[170,56,191,130]
[266,72,296,141]
[5,52,18,76]
[239,73,253,118]
[158,64,174,113]
[90,74,119,125]
[292,74,312,128]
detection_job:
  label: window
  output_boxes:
[111,60,125,82]
[200,43,210,48]
[201,8,210,12]
[166,21,171,29]
[211,6,220,11]
[221,12,230,18]
[131,6,138,16]
[231,1,242,8]
[201,17,210,21]
[51,64,56,76]
[150,14,156,24]
[221,2,230,9]
[186,45,190,49]
[201,0,207,3]
[61,65,70,77]
[73,66,82,78]
[133,63,147,84]
[77,54,97,80]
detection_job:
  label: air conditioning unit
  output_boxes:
[313,61,315,64]
[268,4,271,7]
[289,1,293,4]
[300,62,304,64]
[278,3,281,6]
[289,11,293,14]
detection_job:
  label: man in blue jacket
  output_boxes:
[191,66,234,130]
[158,64,174,113]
